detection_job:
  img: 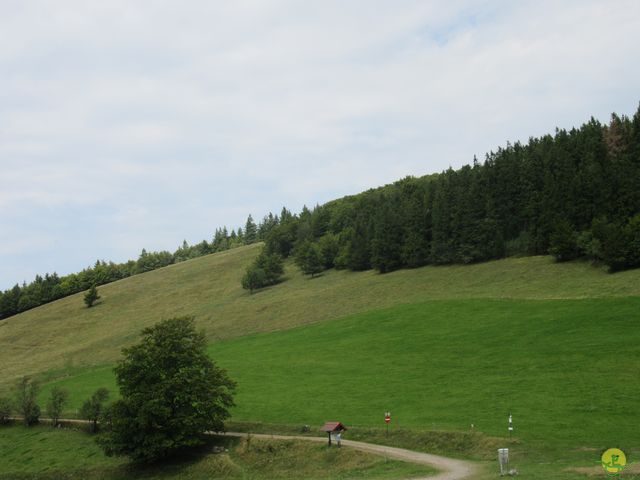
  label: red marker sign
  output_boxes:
[384,412,391,424]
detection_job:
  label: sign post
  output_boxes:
[508,413,513,439]
[384,411,391,436]
[498,448,509,475]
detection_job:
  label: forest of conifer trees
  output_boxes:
[263,107,640,276]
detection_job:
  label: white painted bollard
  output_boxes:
[498,448,509,475]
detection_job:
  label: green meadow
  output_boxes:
[37,296,640,478]
[3,246,640,478]
[40,297,640,448]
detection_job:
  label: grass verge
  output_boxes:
[0,425,436,480]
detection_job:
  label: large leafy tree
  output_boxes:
[98,317,236,463]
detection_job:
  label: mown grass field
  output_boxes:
[0,425,434,479]
[39,297,640,447]
[2,244,640,390]
[38,297,640,478]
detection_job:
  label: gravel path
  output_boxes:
[226,432,478,480]
[11,418,478,479]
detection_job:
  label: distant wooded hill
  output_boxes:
[2,105,639,319]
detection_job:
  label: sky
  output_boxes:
[1,0,639,289]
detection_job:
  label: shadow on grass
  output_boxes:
[117,435,241,479]
[245,276,291,296]
[0,434,242,480]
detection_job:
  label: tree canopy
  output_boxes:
[241,250,285,293]
[261,107,640,275]
[97,316,236,463]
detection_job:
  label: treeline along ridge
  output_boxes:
[2,106,639,315]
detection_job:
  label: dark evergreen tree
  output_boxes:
[400,182,431,268]
[255,251,285,285]
[84,285,100,308]
[549,220,579,262]
[294,241,324,277]
[318,232,340,269]
[347,212,372,271]
[430,173,455,264]
[371,198,403,273]
[264,221,297,258]
[258,213,279,240]
[241,265,267,294]
[244,215,258,244]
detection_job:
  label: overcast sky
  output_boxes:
[1,0,639,289]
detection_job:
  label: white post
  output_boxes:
[498,448,509,475]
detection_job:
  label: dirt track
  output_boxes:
[10,418,478,479]
[226,432,478,480]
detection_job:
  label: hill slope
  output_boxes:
[1,244,639,390]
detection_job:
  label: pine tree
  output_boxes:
[294,241,324,277]
[318,233,340,268]
[400,183,431,268]
[371,199,403,273]
[244,215,258,244]
[549,220,579,262]
[255,251,285,284]
[84,285,100,308]
[241,265,267,293]
[347,213,372,271]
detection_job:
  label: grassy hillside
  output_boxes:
[4,247,640,479]
[214,298,639,446]
[2,244,640,390]
[40,297,640,447]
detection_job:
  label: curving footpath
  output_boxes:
[10,418,477,479]
[226,432,478,480]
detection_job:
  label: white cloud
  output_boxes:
[1,0,639,288]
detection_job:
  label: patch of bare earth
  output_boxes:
[565,463,639,477]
